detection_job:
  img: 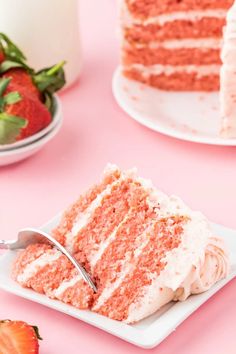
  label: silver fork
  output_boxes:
[0,227,97,293]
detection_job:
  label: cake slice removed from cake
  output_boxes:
[12,165,229,323]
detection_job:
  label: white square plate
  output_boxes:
[0,215,235,349]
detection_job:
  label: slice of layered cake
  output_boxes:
[121,0,234,91]
[12,165,229,323]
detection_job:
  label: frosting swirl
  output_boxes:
[174,237,229,301]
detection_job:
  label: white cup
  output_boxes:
[0,0,81,87]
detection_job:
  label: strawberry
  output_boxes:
[3,68,41,100]
[0,77,52,144]
[0,320,42,354]
[0,33,66,144]
[5,87,52,140]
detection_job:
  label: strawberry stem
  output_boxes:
[45,61,66,76]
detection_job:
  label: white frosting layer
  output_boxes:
[220,1,236,138]
[127,38,222,50]
[53,275,81,298]
[137,10,226,26]
[17,250,61,283]
[126,63,220,77]
[121,2,227,27]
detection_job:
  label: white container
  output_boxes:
[0,0,81,87]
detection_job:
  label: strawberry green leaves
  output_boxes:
[0,77,27,144]
[34,61,66,94]
[0,77,11,96]
[0,33,27,69]
[2,91,21,105]
[0,77,22,109]
[0,33,26,60]
[0,32,33,75]
[0,113,27,144]
[0,59,32,74]
[33,61,66,114]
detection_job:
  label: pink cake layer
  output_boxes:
[124,18,226,43]
[122,47,221,66]
[126,0,234,19]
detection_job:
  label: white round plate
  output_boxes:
[0,109,63,166]
[0,94,62,151]
[112,67,236,146]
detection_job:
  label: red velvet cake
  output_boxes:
[12,165,229,323]
[120,0,234,91]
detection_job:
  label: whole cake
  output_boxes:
[12,165,229,323]
[121,0,234,91]
[120,0,236,138]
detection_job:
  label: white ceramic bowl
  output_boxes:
[0,97,63,166]
[0,95,62,151]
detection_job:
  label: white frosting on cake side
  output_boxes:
[125,63,221,77]
[220,1,236,138]
[126,37,222,50]
[143,10,226,26]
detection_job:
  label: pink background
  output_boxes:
[1,1,236,353]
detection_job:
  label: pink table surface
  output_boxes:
[1,1,236,353]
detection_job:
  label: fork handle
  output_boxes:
[0,240,15,249]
